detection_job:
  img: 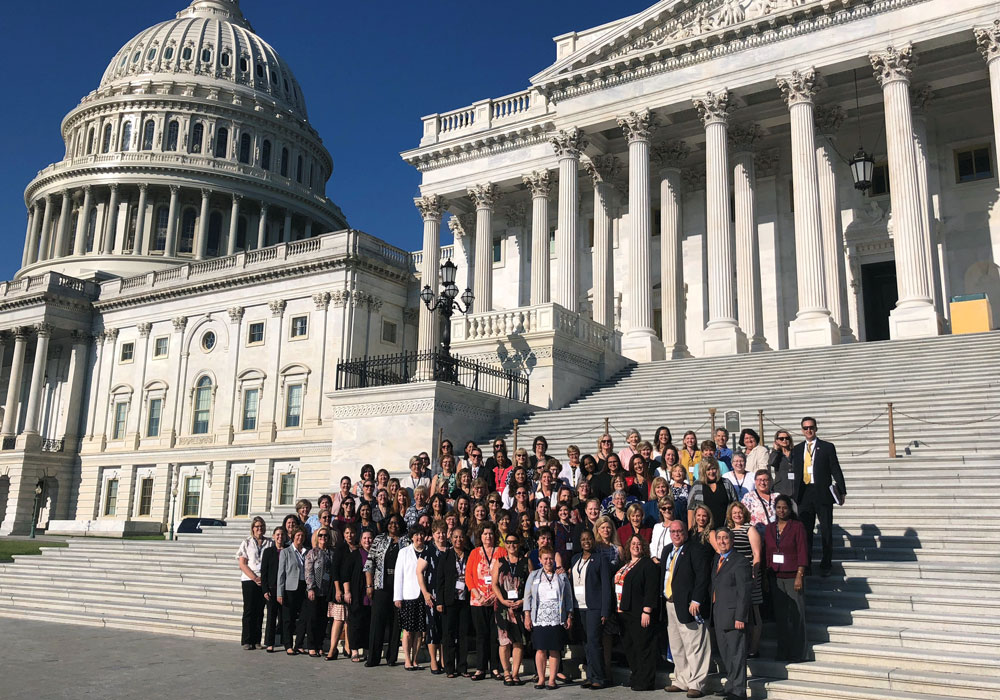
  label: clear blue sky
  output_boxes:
[0,0,653,281]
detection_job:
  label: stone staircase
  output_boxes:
[0,331,997,699]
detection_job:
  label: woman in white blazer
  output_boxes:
[393,525,429,670]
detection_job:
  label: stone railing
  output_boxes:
[419,87,551,146]
[1,272,99,301]
[452,303,621,354]
[410,244,456,270]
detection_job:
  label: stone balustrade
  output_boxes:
[452,302,621,354]
[410,244,455,271]
[0,272,99,301]
[420,88,550,146]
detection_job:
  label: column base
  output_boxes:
[889,303,942,340]
[702,324,749,357]
[839,325,857,343]
[749,335,772,353]
[664,343,692,360]
[788,314,840,349]
[621,330,666,363]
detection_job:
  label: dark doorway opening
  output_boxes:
[862,261,898,342]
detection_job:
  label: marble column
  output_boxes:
[195,189,210,260]
[909,85,944,320]
[73,185,93,256]
[1,328,28,437]
[728,123,770,352]
[651,141,691,358]
[814,105,854,341]
[21,206,36,268]
[976,21,1000,259]
[53,191,72,259]
[523,171,553,305]
[870,44,940,338]
[777,68,839,348]
[23,202,42,267]
[618,109,665,361]
[164,185,180,257]
[227,194,241,255]
[693,92,748,356]
[584,155,621,330]
[283,211,293,243]
[104,183,120,255]
[467,183,499,313]
[37,195,55,263]
[304,220,313,238]
[415,194,445,353]
[132,184,148,256]
[62,332,90,442]
[22,324,51,435]
[550,128,587,312]
[257,203,269,249]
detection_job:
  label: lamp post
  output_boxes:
[849,68,876,192]
[168,484,179,541]
[420,259,474,381]
[29,479,43,539]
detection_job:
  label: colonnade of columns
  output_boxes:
[20,183,325,269]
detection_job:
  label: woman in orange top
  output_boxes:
[466,522,506,680]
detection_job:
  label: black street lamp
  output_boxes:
[420,259,473,378]
[29,480,43,539]
[849,68,875,192]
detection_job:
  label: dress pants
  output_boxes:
[366,589,401,666]
[240,580,265,646]
[263,591,282,647]
[621,610,656,690]
[348,605,371,652]
[305,592,329,653]
[713,624,747,699]
[664,601,711,692]
[471,603,500,674]
[769,573,807,662]
[441,599,472,675]
[281,586,307,651]
[575,608,605,685]
[798,486,833,569]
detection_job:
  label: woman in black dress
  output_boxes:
[341,527,371,662]
[615,534,660,691]
[417,520,450,674]
[492,531,531,686]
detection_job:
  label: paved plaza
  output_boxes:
[0,618,612,700]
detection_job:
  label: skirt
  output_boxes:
[531,624,565,652]
[327,602,348,621]
[399,598,427,633]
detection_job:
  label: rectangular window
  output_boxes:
[381,319,397,345]
[492,237,502,264]
[869,163,890,196]
[120,342,134,363]
[146,398,162,437]
[112,402,128,440]
[138,477,154,516]
[241,388,259,431]
[278,472,296,506]
[247,321,265,345]
[104,479,119,516]
[183,475,202,517]
[549,228,556,256]
[285,384,303,428]
[192,386,211,435]
[955,145,993,183]
[153,336,169,358]
[290,316,308,339]
[234,474,252,517]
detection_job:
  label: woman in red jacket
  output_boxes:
[764,494,809,662]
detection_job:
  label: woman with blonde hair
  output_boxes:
[304,526,338,656]
[237,516,273,650]
[595,433,614,469]
[592,515,623,568]
[392,488,411,517]
[687,455,737,532]
[689,504,719,553]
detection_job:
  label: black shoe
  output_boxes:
[820,565,832,577]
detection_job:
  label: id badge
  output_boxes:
[455,580,466,590]
[615,583,623,596]
[483,575,492,587]
[507,589,518,600]
[565,542,573,551]
[772,553,785,565]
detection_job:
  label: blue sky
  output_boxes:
[0,0,654,281]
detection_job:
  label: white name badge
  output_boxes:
[574,584,586,602]
[772,553,785,565]
[615,583,624,596]
[539,584,558,602]
[455,580,466,590]
[788,474,795,480]
[507,589,519,600]
[565,543,573,551]
[483,575,492,587]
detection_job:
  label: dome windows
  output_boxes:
[179,208,197,254]
[182,46,193,61]
[141,120,155,151]
[255,62,264,78]
[86,127,95,156]
[296,155,303,183]
[214,127,229,158]
[164,46,174,61]
[190,122,204,154]
[119,54,127,69]
[166,120,179,151]
[261,140,271,171]
[102,124,113,153]
[239,56,248,73]
[146,47,157,61]
[239,133,252,164]
[280,147,289,177]
[120,122,132,152]
[132,50,141,64]
[283,78,289,94]
[201,48,212,63]
[221,52,231,67]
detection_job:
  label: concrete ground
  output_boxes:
[0,618,610,699]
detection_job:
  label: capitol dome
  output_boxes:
[18,0,348,281]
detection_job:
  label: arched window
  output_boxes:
[164,46,174,61]
[280,147,289,177]
[239,133,252,164]
[214,127,228,158]
[239,57,248,73]
[146,47,156,61]
[141,120,155,151]
[261,140,271,171]
[296,155,303,183]
[207,211,223,257]
[166,120,179,151]
[220,52,231,67]
[86,127,95,155]
[201,48,212,63]
[102,124,113,153]
[179,208,197,254]
[120,122,132,152]
[190,122,203,154]
[153,207,168,252]
[182,46,192,61]
[236,215,248,251]
[126,205,138,252]
[192,376,213,434]
[86,208,98,252]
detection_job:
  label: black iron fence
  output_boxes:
[335,350,529,403]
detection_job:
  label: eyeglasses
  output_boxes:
[777,437,790,441]
[659,507,674,512]
[317,534,329,539]
[600,439,611,444]
[505,539,518,545]
[802,425,817,432]
[471,453,482,459]
[516,491,528,497]
[364,484,374,489]
[320,515,331,520]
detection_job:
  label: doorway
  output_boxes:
[862,261,898,341]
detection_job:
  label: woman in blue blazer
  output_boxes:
[569,529,612,689]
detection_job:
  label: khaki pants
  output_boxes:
[665,600,711,692]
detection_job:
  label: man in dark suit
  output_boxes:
[711,527,751,700]
[659,520,712,698]
[792,416,847,577]
[465,448,496,493]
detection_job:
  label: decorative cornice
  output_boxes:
[268,299,287,316]
[467,183,500,210]
[617,109,656,142]
[550,127,589,158]
[137,322,152,338]
[727,123,763,153]
[227,306,245,323]
[813,105,846,135]
[693,91,731,127]
[777,68,824,106]
[584,154,623,185]
[975,20,1000,63]
[171,317,187,332]
[522,170,553,198]
[870,44,915,87]
[403,128,553,173]
[414,194,445,221]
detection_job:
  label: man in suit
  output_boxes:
[792,416,847,577]
[711,527,752,700]
[465,447,496,493]
[659,520,712,698]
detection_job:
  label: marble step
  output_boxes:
[811,607,1000,634]
[758,664,1000,700]
[813,624,1000,656]
[0,605,238,640]
[0,583,240,613]
[0,593,239,627]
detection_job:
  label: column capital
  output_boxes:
[138,183,149,193]
[43,193,55,204]
[70,330,92,345]
[975,20,1000,63]
[32,323,53,338]
[522,170,553,198]
[870,44,915,87]
[754,147,781,177]
[103,327,119,343]
[448,213,474,240]
[727,123,763,153]
[260,202,269,213]
[227,306,245,323]
[549,127,588,157]
[81,184,93,195]
[232,192,243,203]
[108,183,119,194]
[693,91,732,127]
[777,69,824,106]
[169,184,180,195]
[814,105,847,136]
[171,316,188,332]
[268,299,287,316]
[413,193,445,221]
[651,140,690,172]
[137,322,152,337]
[617,109,656,142]
[200,188,211,200]
[467,183,499,210]
[584,154,622,185]
[909,83,935,113]
[312,292,332,310]
[682,169,706,192]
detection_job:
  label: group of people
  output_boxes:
[236,417,847,699]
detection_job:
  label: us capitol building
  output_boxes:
[0,0,997,535]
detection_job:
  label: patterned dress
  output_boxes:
[732,524,763,605]
[494,556,529,646]
[421,546,445,644]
